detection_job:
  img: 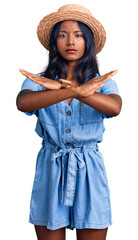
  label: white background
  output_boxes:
[0,0,138,239]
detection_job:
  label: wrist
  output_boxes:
[72,86,81,97]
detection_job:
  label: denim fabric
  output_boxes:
[21,74,119,230]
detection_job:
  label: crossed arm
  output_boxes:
[16,69,122,117]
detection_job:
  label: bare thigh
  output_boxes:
[76,227,108,240]
[34,225,66,240]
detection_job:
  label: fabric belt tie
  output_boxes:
[42,140,98,206]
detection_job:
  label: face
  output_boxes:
[56,21,85,63]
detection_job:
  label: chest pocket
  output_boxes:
[39,104,59,126]
[79,103,102,124]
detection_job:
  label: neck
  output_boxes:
[67,61,77,80]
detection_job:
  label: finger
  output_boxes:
[19,69,31,75]
[19,69,38,83]
[60,79,72,84]
[19,68,37,78]
[96,69,118,84]
[106,69,118,78]
[93,83,104,91]
[61,82,71,88]
[61,82,66,88]
[66,84,72,88]
[97,82,105,88]
[110,69,118,74]
[60,80,72,85]
[19,69,29,78]
[103,69,118,80]
[19,69,33,78]
[26,75,38,82]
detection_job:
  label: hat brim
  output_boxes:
[37,10,106,54]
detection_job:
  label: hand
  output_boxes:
[59,78,79,89]
[59,78,73,89]
[75,70,118,98]
[19,69,72,90]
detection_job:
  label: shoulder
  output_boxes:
[21,73,45,91]
[95,73,120,96]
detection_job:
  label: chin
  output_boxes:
[65,56,79,61]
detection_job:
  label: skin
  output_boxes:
[17,20,122,240]
[56,20,86,73]
[34,225,108,240]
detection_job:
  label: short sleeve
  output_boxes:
[100,78,119,96]
[21,77,42,116]
[100,78,120,119]
[21,77,42,92]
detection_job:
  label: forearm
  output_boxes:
[75,91,122,116]
[17,87,78,112]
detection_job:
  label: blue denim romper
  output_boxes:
[21,74,119,230]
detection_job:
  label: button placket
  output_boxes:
[65,107,72,146]
[67,111,71,116]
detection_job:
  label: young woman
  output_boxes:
[16,4,122,240]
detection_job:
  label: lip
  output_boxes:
[65,49,77,53]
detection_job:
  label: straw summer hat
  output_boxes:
[37,4,106,54]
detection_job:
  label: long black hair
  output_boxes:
[43,21,100,84]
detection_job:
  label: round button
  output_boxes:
[67,111,71,115]
[66,129,71,133]
[67,143,71,146]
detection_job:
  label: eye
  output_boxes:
[75,34,83,38]
[58,34,67,38]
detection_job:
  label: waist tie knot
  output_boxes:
[42,140,98,206]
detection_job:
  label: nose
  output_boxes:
[66,34,75,46]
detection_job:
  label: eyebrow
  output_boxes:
[58,31,83,33]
